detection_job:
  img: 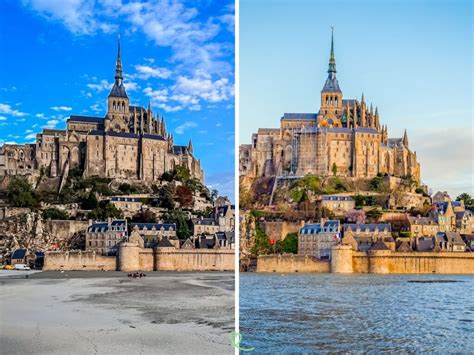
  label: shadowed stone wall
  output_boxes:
[256,255,330,273]
[44,251,116,271]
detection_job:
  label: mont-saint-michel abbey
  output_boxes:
[239,32,420,182]
[0,37,203,185]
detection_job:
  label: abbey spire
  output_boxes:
[108,33,128,99]
[321,27,341,93]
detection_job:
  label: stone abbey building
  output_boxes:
[0,36,203,184]
[240,31,420,182]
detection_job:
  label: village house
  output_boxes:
[130,223,178,248]
[434,232,466,252]
[192,217,220,236]
[407,216,439,237]
[298,220,340,259]
[10,248,28,265]
[109,196,143,216]
[341,223,394,252]
[85,219,128,255]
[318,195,355,216]
[431,201,456,232]
[216,231,235,249]
[455,210,474,235]
[215,204,235,232]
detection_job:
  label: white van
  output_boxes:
[14,264,31,270]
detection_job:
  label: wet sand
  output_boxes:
[0,271,234,354]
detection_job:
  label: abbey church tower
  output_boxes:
[318,29,343,127]
[106,34,130,132]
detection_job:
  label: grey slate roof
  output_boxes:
[173,146,187,154]
[11,249,27,260]
[68,115,104,124]
[157,238,175,248]
[322,76,341,92]
[343,224,392,232]
[193,218,217,226]
[370,240,390,251]
[321,195,354,201]
[132,223,176,231]
[281,113,317,120]
[408,216,437,225]
[300,220,340,235]
[88,220,127,233]
[109,83,128,98]
[111,196,141,202]
[216,205,235,215]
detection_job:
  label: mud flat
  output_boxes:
[0,271,234,354]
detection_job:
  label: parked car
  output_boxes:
[14,264,31,270]
[3,265,15,270]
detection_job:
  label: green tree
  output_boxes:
[276,233,298,254]
[250,225,271,256]
[456,193,474,211]
[81,192,99,210]
[158,183,176,209]
[118,183,137,194]
[87,201,123,220]
[161,210,192,239]
[131,210,157,223]
[331,163,337,176]
[7,177,37,207]
[175,165,191,181]
[42,207,69,220]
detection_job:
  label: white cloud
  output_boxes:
[24,133,37,140]
[0,116,6,121]
[22,0,116,35]
[143,87,168,102]
[216,123,222,127]
[156,103,182,112]
[175,121,197,134]
[0,103,27,117]
[50,106,72,111]
[90,103,102,112]
[173,73,233,103]
[43,119,60,129]
[25,129,33,133]
[124,81,139,91]
[36,113,45,118]
[135,64,172,79]
[87,79,112,92]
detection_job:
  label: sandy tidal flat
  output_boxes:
[0,271,234,355]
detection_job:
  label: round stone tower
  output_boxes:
[331,244,353,273]
[118,228,143,272]
[118,242,140,272]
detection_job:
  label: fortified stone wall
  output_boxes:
[352,251,474,274]
[257,255,330,273]
[44,251,116,271]
[154,249,234,271]
[256,251,474,274]
[43,220,89,240]
[261,221,303,242]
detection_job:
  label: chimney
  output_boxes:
[88,219,93,226]
[108,217,112,227]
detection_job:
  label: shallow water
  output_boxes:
[240,273,474,353]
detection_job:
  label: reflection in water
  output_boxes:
[240,274,474,353]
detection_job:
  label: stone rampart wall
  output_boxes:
[44,251,116,271]
[154,249,234,271]
[257,255,330,273]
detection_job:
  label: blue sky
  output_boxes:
[0,0,235,200]
[240,0,472,198]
